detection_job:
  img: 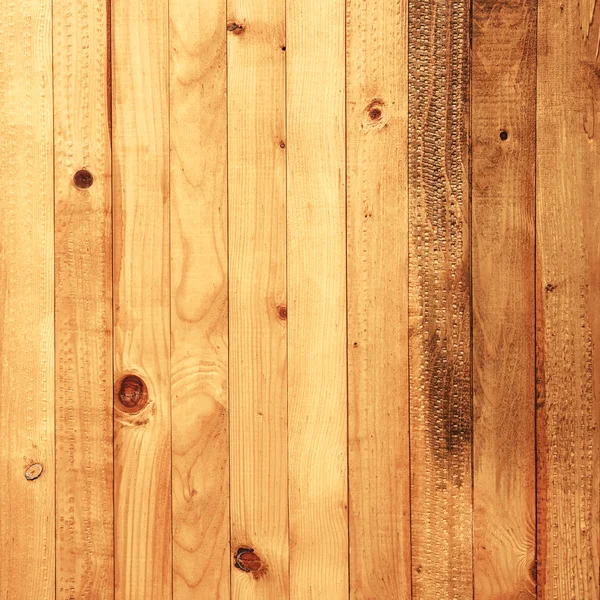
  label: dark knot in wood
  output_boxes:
[115,374,148,413]
[234,548,266,578]
[227,21,244,35]
[73,169,94,189]
[25,463,43,481]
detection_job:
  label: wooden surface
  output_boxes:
[472,0,537,598]
[0,0,599,599]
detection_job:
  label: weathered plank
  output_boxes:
[53,0,114,597]
[227,0,289,596]
[112,0,172,596]
[287,0,348,595]
[170,0,230,596]
[408,0,472,597]
[0,1,55,598]
[346,0,411,596]
[471,0,537,598]
[536,1,600,598]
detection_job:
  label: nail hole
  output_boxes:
[115,374,149,414]
[281,46,286,51]
[499,130,508,141]
[73,169,94,189]
[279,141,286,149]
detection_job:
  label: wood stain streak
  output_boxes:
[408,0,472,597]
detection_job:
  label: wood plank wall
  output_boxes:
[0,0,598,599]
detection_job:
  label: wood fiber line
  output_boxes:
[170,0,230,596]
[227,0,289,597]
[471,0,537,598]
[0,1,55,598]
[346,0,411,596]
[536,0,600,598]
[112,0,172,597]
[287,0,348,596]
[53,0,114,597]
[408,0,472,598]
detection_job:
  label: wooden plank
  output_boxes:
[471,1,536,598]
[170,0,230,597]
[346,0,411,596]
[536,1,600,598]
[227,0,288,596]
[286,0,348,596]
[407,0,472,597]
[53,1,114,597]
[0,1,54,598]
[112,0,172,597]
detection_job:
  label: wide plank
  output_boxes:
[170,0,230,596]
[53,0,114,597]
[287,0,348,596]
[227,0,289,596]
[408,0,472,597]
[346,0,411,596]
[0,1,55,598]
[471,0,536,598]
[536,1,600,598]
[112,0,172,597]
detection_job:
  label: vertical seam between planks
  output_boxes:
[285,0,291,593]
[110,0,116,596]
[469,0,475,597]
[52,0,57,596]
[226,0,232,593]
[344,0,350,596]
[534,0,539,596]
[168,0,174,593]
[406,0,414,595]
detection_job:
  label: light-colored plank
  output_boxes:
[112,0,172,597]
[471,1,536,598]
[536,1,600,598]
[53,0,114,597]
[408,0,472,597]
[287,0,348,596]
[0,1,54,598]
[170,0,230,597]
[346,0,410,596]
[227,0,288,597]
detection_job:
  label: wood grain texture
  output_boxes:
[227,0,289,596]
[471,0,536,598]
[170,0,230,596]
[286,0,348,596]
[408,0,472,597]
[0,1,54,598]
[53,0,114,597]
[346,0,411,596]
[112,0,172,597]
[536,0,600,598]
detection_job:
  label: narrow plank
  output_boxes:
[407,0,472,597]
[287,0,348,595]
[0,1,54,598]
[227,0,288,596]
[536,0,600,597]
[112,0,172,597]
[170,0,230,596]
[346,0,411,596]
[53,0,114,597]
[471,1,536,598]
